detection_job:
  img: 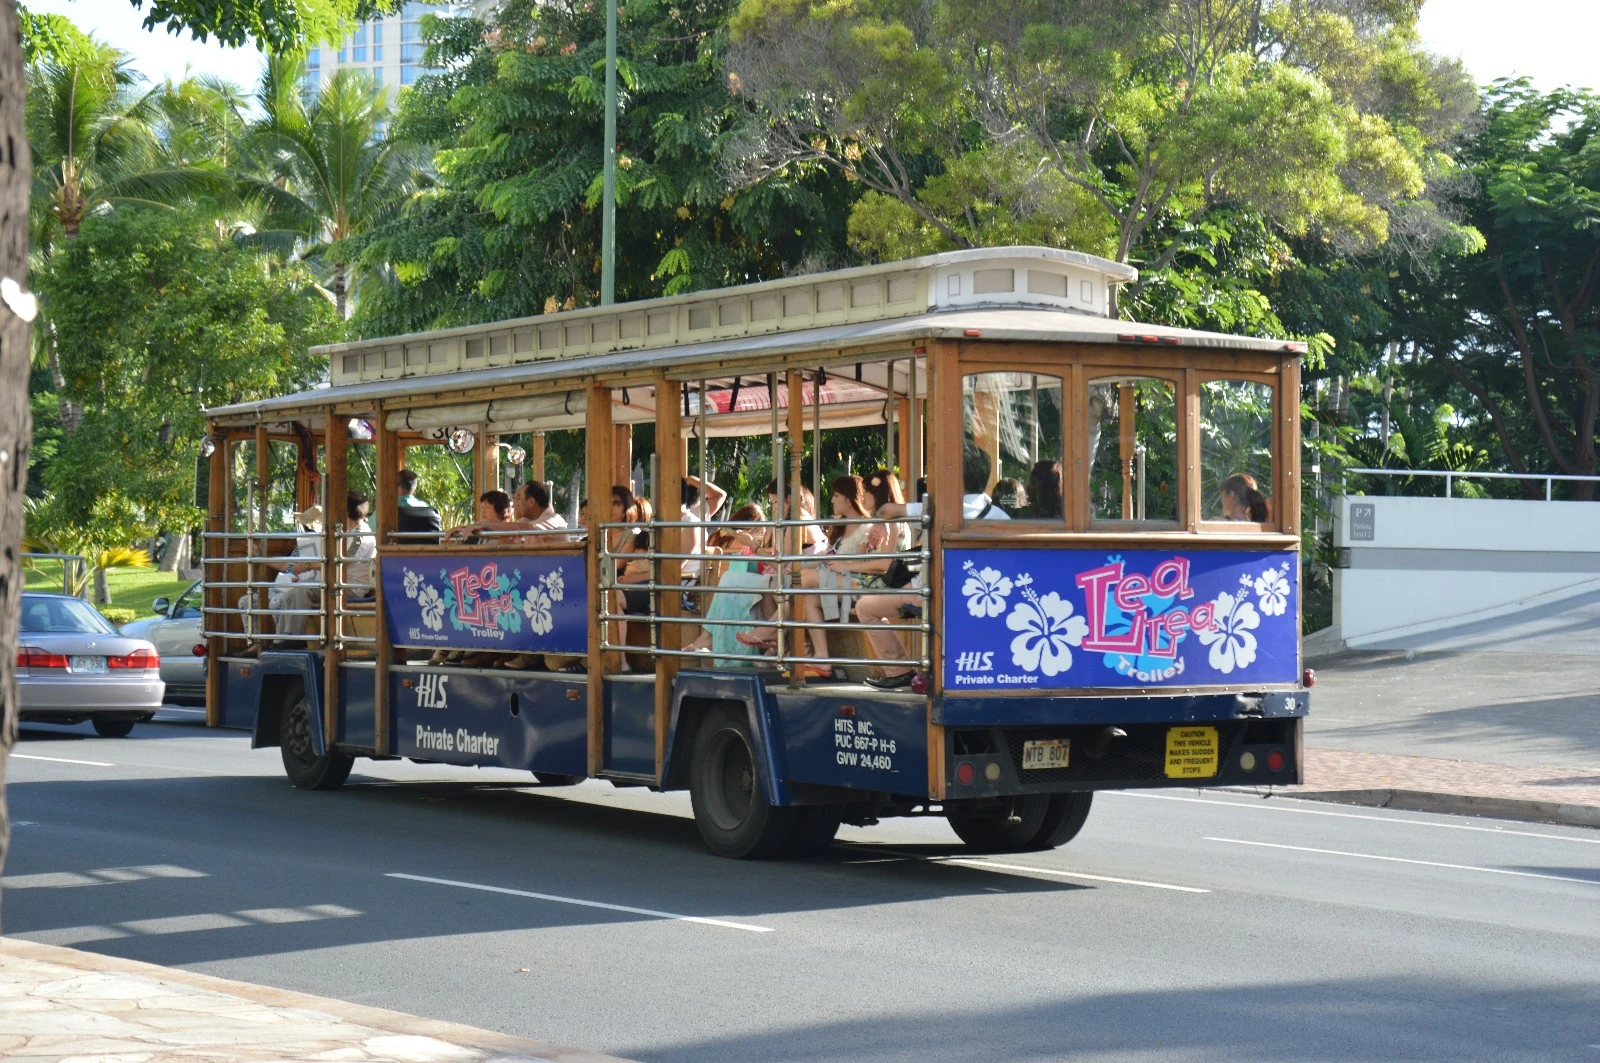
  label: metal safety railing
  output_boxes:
[599,515,931,679]
[200,528,378,649]
[1347,467,1600,501]
[22,552,88,597]
[386,526,584,543]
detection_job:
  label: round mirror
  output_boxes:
[504,445,527,466]
[447,428,477,454]
[198,437,217,458]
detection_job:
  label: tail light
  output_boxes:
[109,648,160,670]
[17,647,69,669]
[192,644,207,657]
[1302,668,1316,687]
[1266,749,1286,772]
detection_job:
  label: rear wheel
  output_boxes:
[1031,792,1094,849]
[689,705,795,859]
[784,807,842,857]
[946,795,1051,853]
[91,718,136,738]
[280,688,353,790]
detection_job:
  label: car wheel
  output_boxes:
[689,705,795,859]
[91,718,136,738]
[280,687,354,790]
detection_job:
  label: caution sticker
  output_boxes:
[1164,726,1220,779]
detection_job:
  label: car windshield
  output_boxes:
[21,596,117,635]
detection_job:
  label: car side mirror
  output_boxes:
[151,597,170,615]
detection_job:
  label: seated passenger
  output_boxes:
[764,479,828,554]
[445,490,513,543]
[684,503,777,664]
[1022,460,1064,519]
[993,476,1028,516]
[397,469,443,544]
[1220,472,1270,522]
[247,505,324,651]
[741,475,891,679]
[961,444,1011,520]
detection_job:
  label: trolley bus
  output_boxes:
[200,246,1310,858]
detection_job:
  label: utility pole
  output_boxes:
[600,0,618,306]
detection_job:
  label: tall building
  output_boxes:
[302,2,447,99]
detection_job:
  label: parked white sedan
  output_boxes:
[118,579,205,704]
[18,593,165,737]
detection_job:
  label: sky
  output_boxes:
[27,0,1600,93]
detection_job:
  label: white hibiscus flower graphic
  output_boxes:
[1197,591,1260,673]
[1253,567,1291,617]
[523,586,554,636]
[541,567,565,603]
[402,568,423,600]
[1005,590,1089,677]
[961,561,1013,618]
[417,584,446,631]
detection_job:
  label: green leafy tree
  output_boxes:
[249,56,430,318]
[31,206,339,582]
[351,0,849,337]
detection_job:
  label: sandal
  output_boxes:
[802,665,835,679]
[736,631,776,649]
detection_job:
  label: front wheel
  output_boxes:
[91,718,136,738]
[689,705,795,859]
[280,688,353,791]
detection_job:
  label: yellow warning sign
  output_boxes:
[1164,726,1220,779]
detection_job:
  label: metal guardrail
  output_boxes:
[201,528,376,648]
[1347,467,1600,501]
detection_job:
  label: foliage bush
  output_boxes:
[98,607,135,626]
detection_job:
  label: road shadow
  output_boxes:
[619,978,1600,1063]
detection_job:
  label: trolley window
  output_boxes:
[962,371,1064,521]
[1087,376,1179,525]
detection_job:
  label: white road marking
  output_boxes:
[947,857,1212,893]
[1205,837,1600,887]
[11,753,114,767]
[1111,791,1600,845]
[4,864,206,890]
[386,872,774,933]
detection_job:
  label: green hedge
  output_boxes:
[99,607,136,626]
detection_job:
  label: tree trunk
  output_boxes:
[334,261,347,319]
[0,0,36,899]
[159,529,191,572]
[94,565,110,604]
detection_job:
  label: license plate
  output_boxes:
[1021,739,1069,771]
[1164,726,1219,779]
[68,656,107,675]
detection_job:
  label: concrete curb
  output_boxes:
[0,937,638,1063]
[1222,787,1600,829]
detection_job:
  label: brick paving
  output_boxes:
[1298,747,1600,807]
[0,937,632,1063]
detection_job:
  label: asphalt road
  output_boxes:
[4,713,1599,1063]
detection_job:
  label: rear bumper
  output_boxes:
[940,691,1307,799]
[19,674,165,716]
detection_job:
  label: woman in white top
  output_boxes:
[743,475,893,678]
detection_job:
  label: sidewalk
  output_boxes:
[0,937,634,1063]
[1241,747,1600,828]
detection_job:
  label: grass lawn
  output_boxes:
[23,560,194,620]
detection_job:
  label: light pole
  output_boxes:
[600,0,618,306]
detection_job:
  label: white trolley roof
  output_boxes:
[208,247,1302,428]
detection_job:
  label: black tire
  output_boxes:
[784,807,842,857]
[689,705,795,859]
[91,718,136,738]
[947,795,1052,853]
[280,687,353,791]
[1031,792,1094,849]
[531,772,584,787]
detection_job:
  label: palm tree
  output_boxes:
[250,55,429,317]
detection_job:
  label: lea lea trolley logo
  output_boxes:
[943,549,1299,691]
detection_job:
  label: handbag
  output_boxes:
[881,556,919,589]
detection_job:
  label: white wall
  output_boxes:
[1333,495,1600,646]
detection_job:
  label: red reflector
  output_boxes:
[109,648,160,670]
[1141,335,1160,343]
[1160,336,1182,345]
[955,761,976,785]
[1302,668,1316,688]
[838,705,856,717]
[1267,749,1286,772]
[17,647,69,669]
[962,329,982,337]
[192,644,207,657]
[1117,334,1137,342]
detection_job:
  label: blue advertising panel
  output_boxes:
[382,552,587,654]
[943,548,1299,692]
